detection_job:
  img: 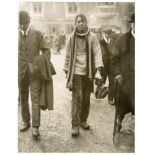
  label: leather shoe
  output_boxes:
[32,127,40,140]
[81,122,90,130]
[20,123,30,132]
[71,127,79,137]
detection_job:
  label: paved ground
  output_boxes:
[18,50,135,153]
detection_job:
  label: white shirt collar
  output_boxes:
[104,36,110,44]
[131,29,135,38]
[20,26,30,36]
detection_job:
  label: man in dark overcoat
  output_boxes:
[110,13,135,131]
[18,11,51,138]
[100,28,116,105]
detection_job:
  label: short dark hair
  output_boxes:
[75,14,87,23]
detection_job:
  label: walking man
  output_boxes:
[110,13,135,131]
[18,11,51,138]
[100,28,116,105]
[64,14,103,137]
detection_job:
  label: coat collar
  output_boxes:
[20,26,30,36]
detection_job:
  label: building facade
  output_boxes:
[19,2,134,35]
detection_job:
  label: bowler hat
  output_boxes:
[102,28,112,34]
[128,13,135,23]
[19,11,30,25]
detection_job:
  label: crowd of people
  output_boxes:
[18,11,135,139]
[43,31,66,55]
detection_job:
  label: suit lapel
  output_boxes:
[101,39,110,56]
[25,29,33,49]
[19,31,27,48]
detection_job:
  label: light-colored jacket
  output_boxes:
[64,30,103,90]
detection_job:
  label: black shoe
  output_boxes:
[32,127,40,140]
[81,122,90,130]
[71,127,79,137]
[20,123,30,132]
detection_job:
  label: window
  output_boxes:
[32,2,43,14]
[97,2,114,6]
[67,2,77,14]
[97,2,105,6]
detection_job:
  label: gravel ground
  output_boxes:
[18,50,134,153]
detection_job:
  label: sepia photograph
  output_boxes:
[18,1,135,153]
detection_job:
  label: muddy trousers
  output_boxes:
[19,70,41,127]
[71,75,91,128]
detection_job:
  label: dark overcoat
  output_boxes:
[100,38,116,81]
[110,31,135,115]
[31,55,55,110]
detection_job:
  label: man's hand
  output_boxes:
[114,74,122,86]
[95,70,102,80]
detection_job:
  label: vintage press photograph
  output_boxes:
[18,1,135,153]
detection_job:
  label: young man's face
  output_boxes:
[75,16,87,32]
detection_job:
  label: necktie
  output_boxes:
[23,31,26,38]
[107,38,109,44]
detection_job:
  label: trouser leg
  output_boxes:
[30,77,41,127]
[20,72,30,125]
[71,75,83,127]
[80,77,91,122]
[101,67,108,84]
[108,73,115,101]
[129,82,135,115]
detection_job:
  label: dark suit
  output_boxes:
[18,28,48,127]
[100,38,116,102]
[110,31,135,119]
